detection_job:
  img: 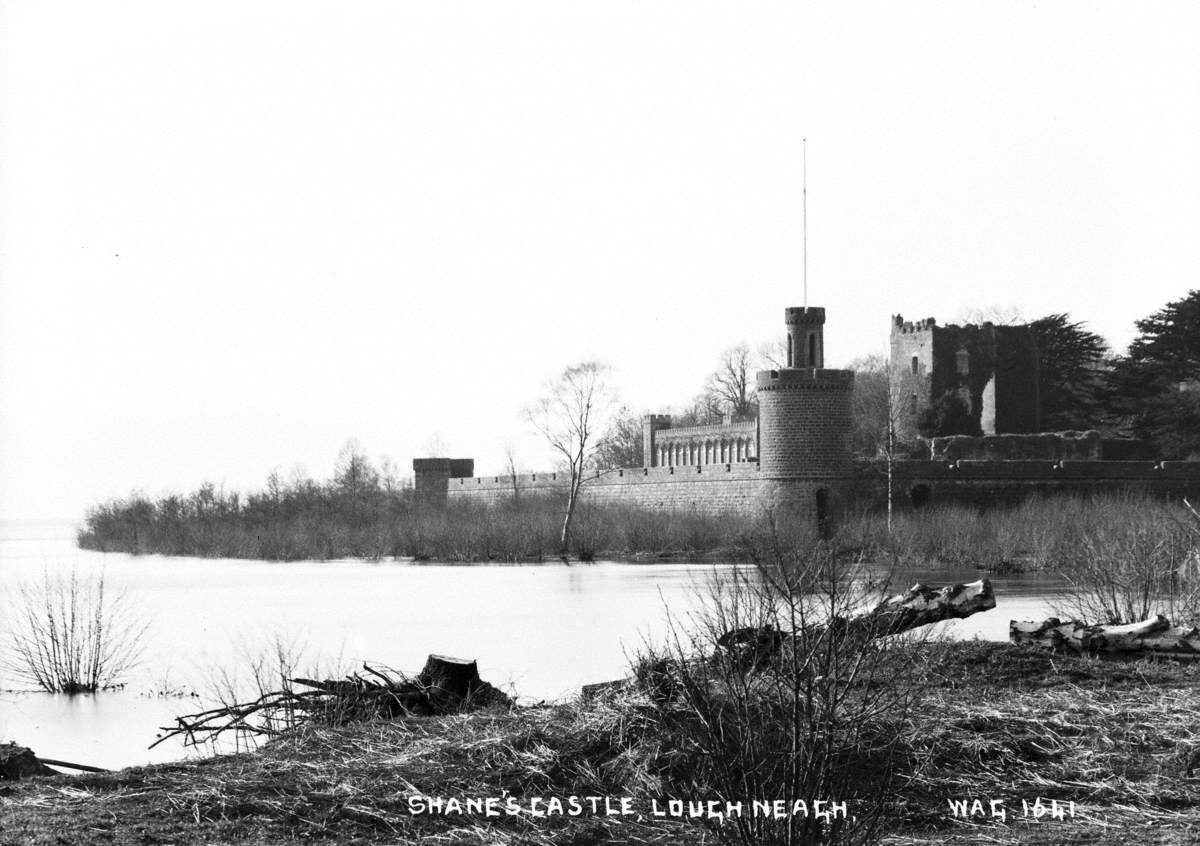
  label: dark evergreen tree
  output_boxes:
[919,393,977,438]
[1107,290,1200,459]
[1029,313,1111,430]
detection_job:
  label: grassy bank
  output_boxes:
[2,642,1197,845]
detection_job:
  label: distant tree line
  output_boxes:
[78,442,414,560]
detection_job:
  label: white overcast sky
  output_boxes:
[1,0,1197,520]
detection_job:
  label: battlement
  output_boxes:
[655,419,757,441]
[412,457,475,477]
[756,368,855,390]
[448,462,764,492]
[784,306,826,326]
[891,314,938,334]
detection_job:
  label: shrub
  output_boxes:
[635,538,922,845]
[4,568,147,693]
[1055,496,1200,625]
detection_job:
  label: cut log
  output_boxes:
[0,744,57,780]
[416,654,512,711]
[417,655,481,697]
[1010,615,1200,659]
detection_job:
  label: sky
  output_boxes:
[1,0,1197,520]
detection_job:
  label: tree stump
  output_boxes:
[0,745,56,780]
[416,655,512,712]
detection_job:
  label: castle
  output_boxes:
[414,305,1200,533]
[889,315,1040,442]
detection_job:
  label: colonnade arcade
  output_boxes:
[655,436,756,467]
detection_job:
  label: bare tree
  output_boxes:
[674,392,725,426]
[957,304,1027,326]
[503,442,522,504]
[594,405,644,469]
[848,354,891,458]
[705,343,758,419]
[525,361,615,555]
[847,355,912,531]
[757,336,788,369]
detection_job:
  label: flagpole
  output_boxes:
[803,138,808,309]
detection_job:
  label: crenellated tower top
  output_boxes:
[785,306,825,368]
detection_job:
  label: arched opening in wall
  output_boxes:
[815,488,831,539]
[909,484,932,509]
[808,333,817,367]
[910,355,919,375]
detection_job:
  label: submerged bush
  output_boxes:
[4,568,148,693]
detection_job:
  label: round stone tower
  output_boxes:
[756,306,854,535]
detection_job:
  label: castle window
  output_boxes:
[910,355,919,375]
[956,348,969,376]
[910,393,918,414]
[787,335,794,368]
[815,489,831,538]
[808,333,817,367]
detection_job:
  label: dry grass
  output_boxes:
[3,643,1198,845]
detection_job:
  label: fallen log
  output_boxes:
[866,578,996,634]
[1010,615,1200,659]
[716,579,995,667]
[34,757,110,774]
[584,579,996,696]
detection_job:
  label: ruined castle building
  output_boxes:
[889,316,1040,442]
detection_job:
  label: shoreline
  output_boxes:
[3,641,1197,845]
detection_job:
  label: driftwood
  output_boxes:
[860,578,996,633]
[0,744,57,780]
[153,654,512,748]
[715,579,996,668]
[584,580,996,697]
[1010,615,1200,659]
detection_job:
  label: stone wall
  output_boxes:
[930,431,1101,461]
[852,458,1200,510]
[444,463,770,516]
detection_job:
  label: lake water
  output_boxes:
[0,520,1070,770]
